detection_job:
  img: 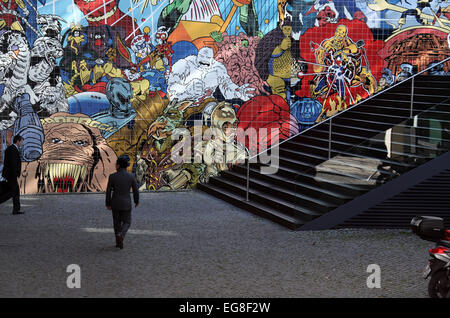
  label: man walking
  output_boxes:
[0,135,24,214]
[106,156,139,249]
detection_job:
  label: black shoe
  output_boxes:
[115,236,120,248]
[12,211,24,215]
[118,234,123,249]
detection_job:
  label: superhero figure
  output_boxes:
[255,20,303,101]
[285,0,366,37]
[167,47,254,103]
[154,26,173,72]
[312,25,376,100]
[0,0,28,32]
[129,29,168,93]
[74,0,141,46]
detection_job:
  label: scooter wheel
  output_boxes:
[428,270,449,298]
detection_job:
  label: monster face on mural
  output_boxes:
[0,0,448,194]
[19,113,117,193]
[37,14,65,40]
[204,101,247,179]
[137,98,206,190]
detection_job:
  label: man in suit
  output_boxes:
[0,135,24,214]
[106,156,139,249]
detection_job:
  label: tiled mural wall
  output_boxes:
[0,0,448,193]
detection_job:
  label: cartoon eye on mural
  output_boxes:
[19,112,117,193]
[73,0,141,46]
[0,0,30,34]
[255,19,304,101]
[0,30,45,163]
[308,24,377,114]
[167,46,255,104]
[0,0,447,194]
[137,98,207,190]
[204,101,247,179]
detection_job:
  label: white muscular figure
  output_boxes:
[167,47,255,102]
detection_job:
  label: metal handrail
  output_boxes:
[244,56,450,201]
[249,56,450,161]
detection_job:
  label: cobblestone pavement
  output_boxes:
[0,191,432,298]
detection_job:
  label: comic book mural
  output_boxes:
[0,0,449,193]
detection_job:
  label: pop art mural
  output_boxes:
[0,0,449,193]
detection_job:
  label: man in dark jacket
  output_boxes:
[106,155,139,249]
[0,135,23,214]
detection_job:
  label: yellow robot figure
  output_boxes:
[203,102,247,180]
[314,25,358,73]
[312,25,376,100]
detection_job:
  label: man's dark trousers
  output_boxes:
[112,209,131,238]
[0,179,20,211]
[1,144,22,212]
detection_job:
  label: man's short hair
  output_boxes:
[117,155,130,168]
[13,135,23,144]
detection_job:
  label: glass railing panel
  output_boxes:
[290,97,450,213]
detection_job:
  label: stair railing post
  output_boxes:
[410,76,415,118]
[328,118,332,159]
[246,156,250,202]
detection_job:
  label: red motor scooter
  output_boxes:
[411,216,450,298]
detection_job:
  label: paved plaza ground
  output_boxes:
[0,191,432,298]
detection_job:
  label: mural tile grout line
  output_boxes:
[0,0,448,194]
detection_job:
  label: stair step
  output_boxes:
[231,165,353,203]
[274,154,396,181]
[196,183,304,230]
[280,144,415,170]
[209,176,326,219]
[220,170,339,212]
[255,163,371,195]
[196,73,450,230]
